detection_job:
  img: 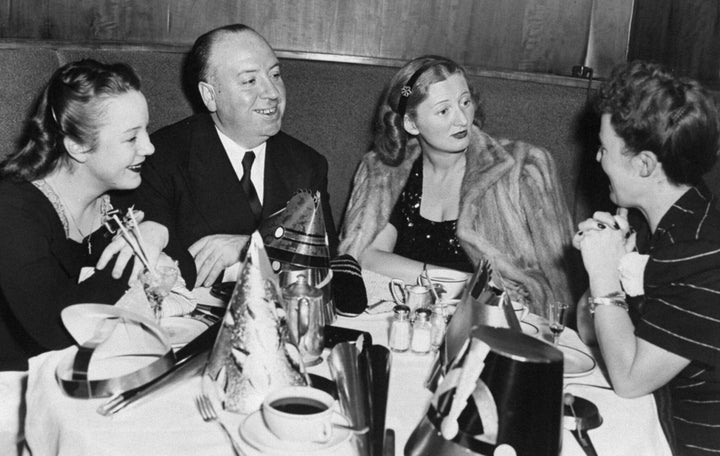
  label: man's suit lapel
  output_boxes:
[263,135,292,218]
[184,118,252,231]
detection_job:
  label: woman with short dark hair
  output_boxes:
[575,60,720,455]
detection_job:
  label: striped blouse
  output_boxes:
[635,184,720,456]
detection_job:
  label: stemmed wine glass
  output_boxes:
[547,300,569,344]
[140,265,179,325]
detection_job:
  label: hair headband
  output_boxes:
[397,62,435,118]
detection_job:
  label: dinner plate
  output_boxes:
[559,344,596,378]
[161,317,207,348]
[190,286,228,308]
[520,321,539,335]
[239,409,352,455]
[62,303,170,348]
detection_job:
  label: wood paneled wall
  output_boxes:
[0,0,631,78]
[629,0,720,84]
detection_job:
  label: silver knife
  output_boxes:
[383,428,395,456]
[97,349,209,416]
[97,322,220,416]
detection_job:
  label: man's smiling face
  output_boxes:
[201,30,286,148]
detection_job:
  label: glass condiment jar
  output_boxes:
[429,303,447,352]
[411,308,432,353]
[389,305,412,352]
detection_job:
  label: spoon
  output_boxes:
[420,271,440,302]
[332,421,369,434]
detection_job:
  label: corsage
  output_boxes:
[618,251,650,297]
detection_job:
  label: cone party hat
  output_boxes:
[259,189,330,272]
[204,232,307,414]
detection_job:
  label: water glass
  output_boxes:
[140,266,179,325]
[547,300,568,344]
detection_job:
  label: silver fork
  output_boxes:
[195,394,245,456]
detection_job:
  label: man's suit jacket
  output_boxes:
[135,114,337,261]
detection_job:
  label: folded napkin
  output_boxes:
[115,274,197,320]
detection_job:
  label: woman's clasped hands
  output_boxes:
[572,209,637,281]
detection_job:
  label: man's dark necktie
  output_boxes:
[240,151,262,225]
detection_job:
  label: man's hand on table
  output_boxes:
[189,234,250,287]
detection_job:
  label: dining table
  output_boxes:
[24,275,672,456]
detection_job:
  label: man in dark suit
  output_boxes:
[134,24,336,287]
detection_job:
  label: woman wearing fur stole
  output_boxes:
[338,55,575,316]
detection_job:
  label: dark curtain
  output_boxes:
[629,0,720,84]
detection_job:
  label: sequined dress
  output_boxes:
[389,156,473,272]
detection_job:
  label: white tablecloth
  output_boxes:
[337,312,672,456]
[25,285,672,456]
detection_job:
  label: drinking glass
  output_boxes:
[140,266,179,325]
[547,300,568,344]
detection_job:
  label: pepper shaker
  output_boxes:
[411,308,432,353]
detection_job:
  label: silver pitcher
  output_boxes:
[279,266,335,324]
[282,274,326,366]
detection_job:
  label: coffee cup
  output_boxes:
[262,386,340,443]
[423,268,469,299]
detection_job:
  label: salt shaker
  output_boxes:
[389,305,412,352]
[429,303,447,352]
[411,308,432,353]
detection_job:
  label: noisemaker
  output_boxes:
[439,259,521,369]
[56,304,175,399]
[405,326,563,456]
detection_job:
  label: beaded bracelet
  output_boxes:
[588,291,629,315]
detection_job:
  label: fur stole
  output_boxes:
[339,126,575,315]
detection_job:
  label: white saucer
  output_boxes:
[239,409,352,455]
[161,317,207,348]
[559,344,596,377]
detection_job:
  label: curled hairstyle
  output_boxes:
[185,23,256,85]
[596,61,720,186]
[373,55,484,166]
[0,59,141,181]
